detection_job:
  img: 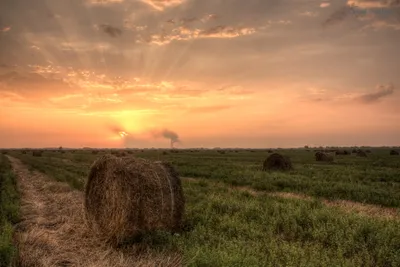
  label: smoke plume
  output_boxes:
[151,128,181,148]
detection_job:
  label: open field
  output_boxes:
[2,148,400,266]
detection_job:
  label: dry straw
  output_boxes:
[84,154,185,246]
[262,153,293,171]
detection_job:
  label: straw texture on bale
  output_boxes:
[262,153,292,171]
[315,151,334,162]
[390,150,399,155]
[84,154,185,245]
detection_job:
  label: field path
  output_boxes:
[7,156,181,267]
[183,177,400,220]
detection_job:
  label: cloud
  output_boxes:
[347,0,400,9]
[146,24,259,45]
[188,105,232,113]
[320,2,331,8]
[0,70,77,100]
[299,11,319,17]
[361,18,400,30]
[301,84,396,104]
[140,0,187,11]
[86,0,124,5]
[322,4,357,27]
[0,26,11,32]
[97,24,122,37]
[356,84,395,103]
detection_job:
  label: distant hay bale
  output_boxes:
[21,150,27,154]
[84,154,185,245]
[315,151,334,162]
[1,150,8,154]
[162,151,168,155]
[262,153,292,171]
[91,150,99,154]
[335,150,350,156]
[356,151,368,157]
[390,150,399,155]
[267,149,274,153]
[32,151,42,157]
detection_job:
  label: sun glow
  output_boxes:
[118,131,128,138]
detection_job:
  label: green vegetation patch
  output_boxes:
[0,155,20,267]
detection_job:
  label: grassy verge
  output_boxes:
[10,151,400,266]
[0,155,20,267]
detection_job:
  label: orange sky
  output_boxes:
[0,0,399,148]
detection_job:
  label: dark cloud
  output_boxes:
[322,4,358,28]
[356,84,395,103]
[97,24,122,37]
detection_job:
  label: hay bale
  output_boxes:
[315,151,334,162]
[390,150,399,155]
[262,153,292,171]
[32,151,42,157]
[335,150,350,156]
[356,151,367,157]
[84,154,185,245]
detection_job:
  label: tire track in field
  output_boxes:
[7,156,181,267]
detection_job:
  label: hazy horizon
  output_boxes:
[1,0,400,148]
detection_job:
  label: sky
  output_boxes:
[1,0,400,148]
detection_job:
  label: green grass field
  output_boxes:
[5,148,400,266]
[0,154,20,267]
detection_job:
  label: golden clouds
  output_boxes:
[139,0,187,11]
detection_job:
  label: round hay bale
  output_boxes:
[84,154,185,245]
[262,153,292,171]
[32,151,42,157]
[315,151,334,162]
[356,151,367,157]
[335,150,350,156]
[390,150,399,155]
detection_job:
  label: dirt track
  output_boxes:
[7,156,181,267]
